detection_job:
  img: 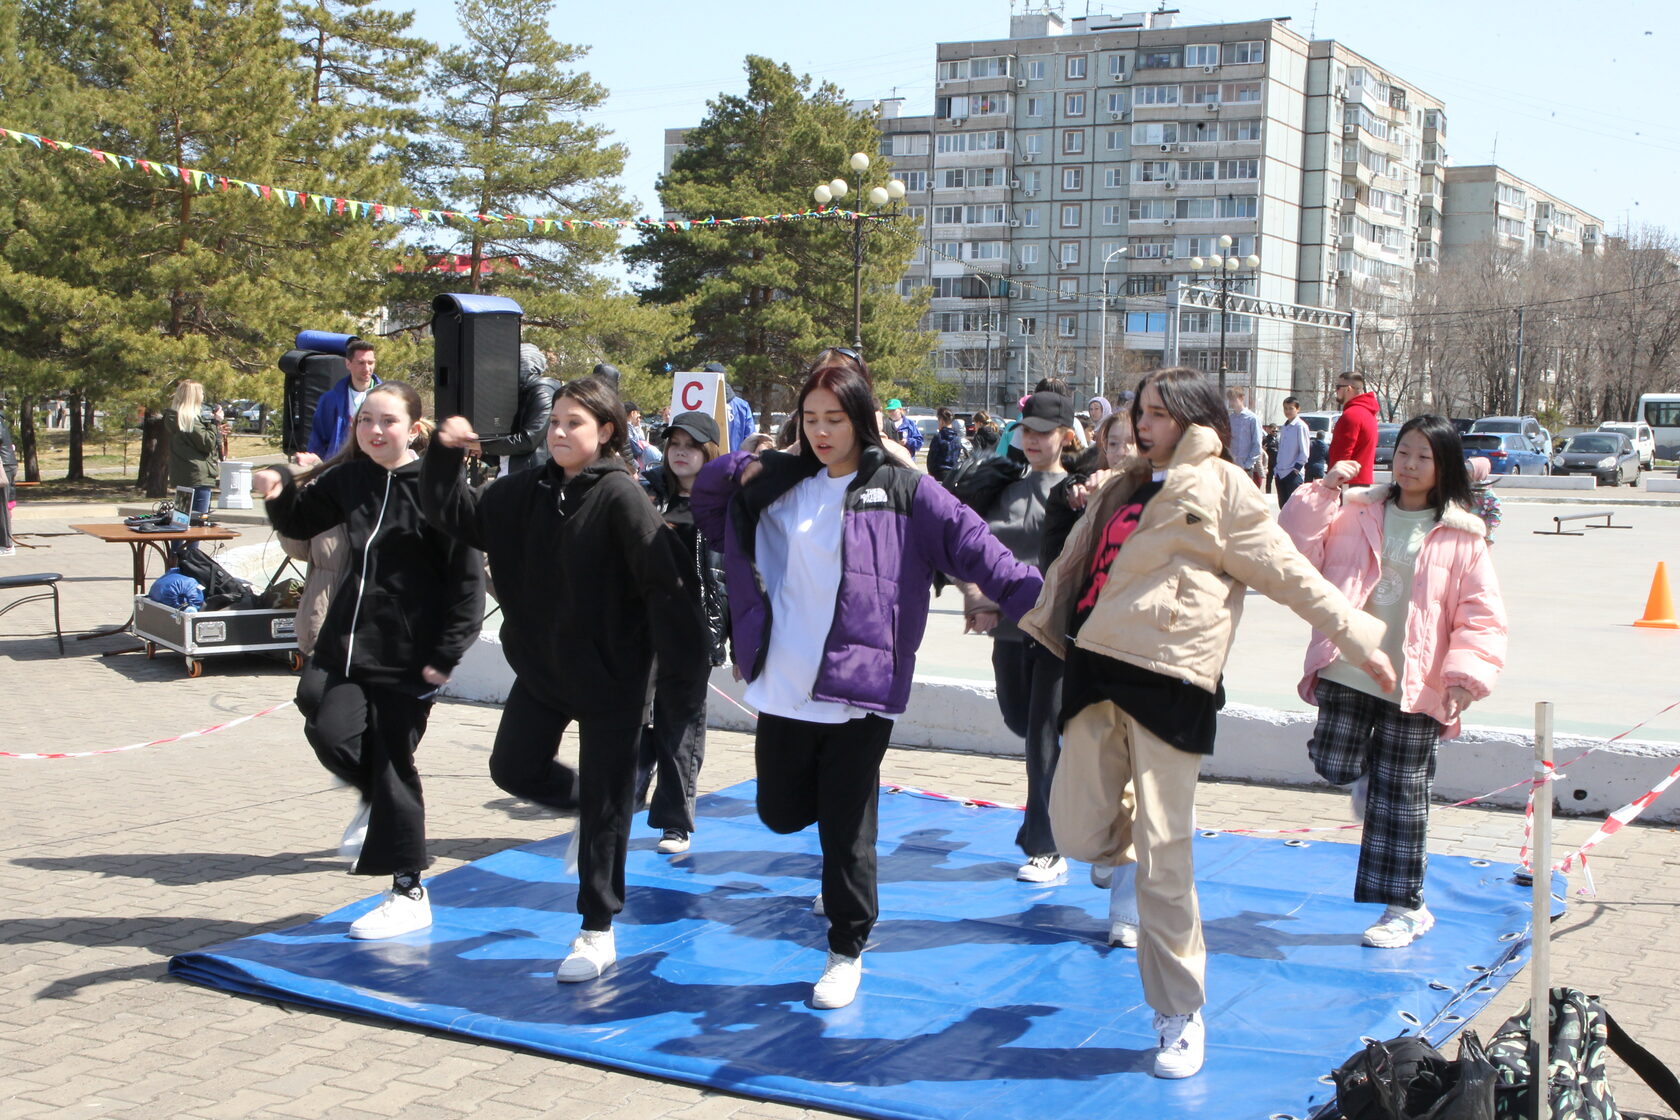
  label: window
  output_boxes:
[1022,169,1041,192]
[1132,122,1181,144]
[965,204,1006,224]
[934,240,961,261]
[1105,130,1127,152]
[1185,44,1219,67]
[1064,92,1086,117]
[904,205,926,224]
[1497,183,1527,208]
[1060,241,1080,265]
[1180,235,1216,257]
[1135,161,1174,182]
[1107,53,1128,78]
[935,130,1008,153]
[1018,244,1039,265]
[1179,311,1211,333]
[1062,129,1085,154]
[937,56,1012,81]
[1066,55,1087,79]
[1136,47,1181,69]
[1424,108,1445,132]
[1219,158,1259,179]
[1025,59,1045,80]
[1127,275,1169,295]
[935,311,1002,332]
[1023,134,1043,154]
[1106,92,1128,114]
[1021,207,1040,228]
[1058,312,1078,335]
[1129,198,1169,219]
[1026,96,1044,117]
[1218,194,1258,218]
[1180,160,1217,180]
[1222,82,1261,103]
[1497,216,1526,239]
[933,205,963,225]
[1126,311,1169,332]
[1102,204,1125,225]
[898,170,927,193]
[1099,241,1124,261]
[1184,82,1220,105]
[1222,40,1265,65]
[965,241,1005,260]
[1063,167,1084,190]
[1218,118,1262,142]
[939,166,1005,188]
[1128,237,1172,259]
[1135,84,1179,105]
[1060,203,1082,228]
[1104,167,1127,187]
[1175,197,1215,219]
[879,134,928,156]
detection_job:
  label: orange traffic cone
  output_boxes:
[1634,563,1680,629]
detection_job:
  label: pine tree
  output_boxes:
[420,0,628,294]
[625,56,936,415]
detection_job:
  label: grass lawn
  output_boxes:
[15,431,281,503]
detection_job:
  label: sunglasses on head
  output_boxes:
[826,346,863,362]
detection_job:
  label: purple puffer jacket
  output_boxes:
[692,445,1043,715]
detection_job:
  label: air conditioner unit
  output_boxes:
[1205,102,1220,113]
[1016,78,1028,88]
[1110,71,1127,83]
[1009,178,1022,189]
[1008,218,1022,227]
[1109,111,1125,120]
[1159,143,1172,152]
[1176,144,1191,152]
[1164,181,1177,190]
[1022,187,1038,195]
[1163,218,1176,227]
[1333,84,1348,98]
[1057,261,1070,271]
[1202,65,1217,73]
[1022,153,1036,163]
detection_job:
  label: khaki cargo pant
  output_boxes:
[1051,700,1205,1015]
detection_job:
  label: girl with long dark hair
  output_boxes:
[692,348,1042,1011]
[1281,414,1507,949]
[420,376,706,984]
[253,381,485,939]
[1021,367,1394,1079]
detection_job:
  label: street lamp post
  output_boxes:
[1189,234,1261,396]
[1098,246,1129,400]
[977,273,995,412]
[813,152,906,352]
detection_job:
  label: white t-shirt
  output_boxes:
[347,384,371,422]
[744,469,866,723]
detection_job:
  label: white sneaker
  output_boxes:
[555,928,616,982]
[1090,862,1114,890]
[0,546,15,557]
[1016,854,1068,883]
[811,951,862,1009]
[1362,904,1434,949]
[347,888,431,940]
[657,829,691,854]
[1152,1010,1205,1079]
[338,800,371,864]
[812,893,826,916]
[1349,775,1369,823]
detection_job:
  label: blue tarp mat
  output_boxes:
[170,782,1563,1120]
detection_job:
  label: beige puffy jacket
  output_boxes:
[278,526,349,658]
[1020,423,1385,692]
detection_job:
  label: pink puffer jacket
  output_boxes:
[1279,481,1507,737]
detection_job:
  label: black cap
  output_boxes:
[591,362,621,387]
[702,362,726,373]
[622,400,640,414]
[1018,392,1076,432]
[665,410,721,447]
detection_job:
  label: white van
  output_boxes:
[1597,421,1655,471]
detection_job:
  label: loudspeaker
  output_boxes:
[431,293,523,439]
[278,349,344,456]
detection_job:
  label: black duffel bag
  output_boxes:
[1334,1031,1497,1120]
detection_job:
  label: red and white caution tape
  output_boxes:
[709,682,760,720]
[1,700,295,760]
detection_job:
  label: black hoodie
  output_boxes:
[264,458,485,691]
[420,442,706,719]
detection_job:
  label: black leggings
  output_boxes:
[991,639,1064,858]
[635,682,708,834]
[491,678,643,930]
[754,712,894,958]
[304,673,433,877]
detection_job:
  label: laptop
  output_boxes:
[171,486,195,529]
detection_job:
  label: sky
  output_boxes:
[399,0,1680,265]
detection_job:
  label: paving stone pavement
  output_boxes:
[3,508,1678,1118]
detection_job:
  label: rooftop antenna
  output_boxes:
[1308,2,1318,38]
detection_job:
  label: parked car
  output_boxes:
[1297,411,1339,439]
[1373,423,1401,470]
[1471,415,1553,457]
[1597,421,1655,471]
[1553,432,1640,486]
[1451,417,1476,435]
[1461,432,1550,476]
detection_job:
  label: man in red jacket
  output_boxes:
[1327,372,1379,485]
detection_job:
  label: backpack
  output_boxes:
[1486,988,1680,1120]
[943,453,1024,516]
[174,549,256,612]
[147,569,205,612]
[1334,1032,1497,1120]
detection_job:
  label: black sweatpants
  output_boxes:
[754,712,894,958]
[490,677,642,931]
[991,639,1065,859]
[304,673,433,877]
[635,682,707,834]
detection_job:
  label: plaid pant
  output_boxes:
[1308,679,1443,909]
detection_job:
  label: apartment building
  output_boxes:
[1440,165,1604,258]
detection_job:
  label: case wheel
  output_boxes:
[185,658,204,678]
[145,641,158,660]
[288,650,305,672]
